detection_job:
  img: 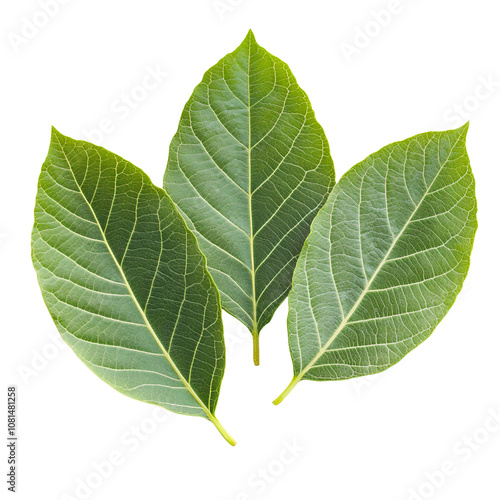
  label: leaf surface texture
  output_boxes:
[164,31,335,362]
[32,129,233,443]
[276,125,477,402]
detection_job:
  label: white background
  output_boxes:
[2,0,499,499]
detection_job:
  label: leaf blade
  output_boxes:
[32,129,234,444]
[275,125,477,402]
[164,31,335,363]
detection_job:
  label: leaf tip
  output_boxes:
[50,126,67,146]
[242,29,257,47]
[445,121,470,148]
[457,121,470,135]
[47,127,67,157]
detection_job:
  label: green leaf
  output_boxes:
[274,125,477,404]
[32,129,234,445]
[164,30,335,364]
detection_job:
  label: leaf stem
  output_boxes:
[273,375,300,405]
[210,415,236,446]
[252,327,260,366]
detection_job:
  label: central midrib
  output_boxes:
[247,37,258,340]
